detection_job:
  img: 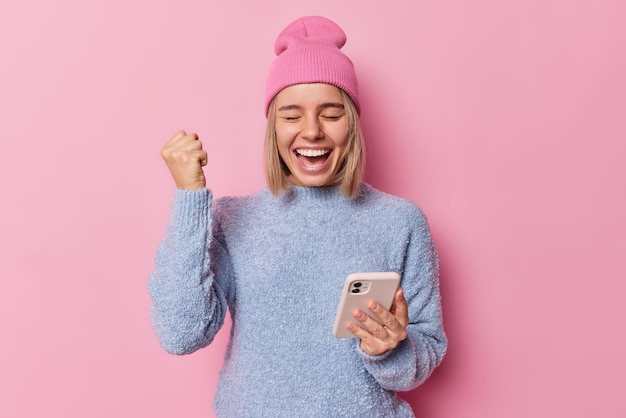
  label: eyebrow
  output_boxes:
[277,103,345,112]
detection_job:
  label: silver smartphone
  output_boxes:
[332,272,401,338]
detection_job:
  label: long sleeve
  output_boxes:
[148,185,444,416]
[148,189,231,355]
[359,206,447,391]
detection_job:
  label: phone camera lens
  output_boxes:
[351,288,360,293]
[353,282,362,288]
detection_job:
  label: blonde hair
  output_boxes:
[264,89,365,198]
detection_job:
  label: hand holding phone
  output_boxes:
[333,272,400,338]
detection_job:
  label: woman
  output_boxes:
[149,16,446,417]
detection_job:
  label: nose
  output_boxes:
[301,116,323,141]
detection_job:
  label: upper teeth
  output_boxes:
[296,149,330,157]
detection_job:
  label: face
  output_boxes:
[274,83,350,188]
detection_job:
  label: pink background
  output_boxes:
[1,0,625,416]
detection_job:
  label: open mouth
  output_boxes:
[294,148,331,170]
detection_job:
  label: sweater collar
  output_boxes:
[285,185,344,201]
[278,183,369,203]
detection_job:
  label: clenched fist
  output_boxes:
[161,130,207,190]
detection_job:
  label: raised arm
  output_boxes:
[148,131,231,355]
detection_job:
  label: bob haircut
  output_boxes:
[264,88,365,198]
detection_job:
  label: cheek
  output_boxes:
[275,124,295,145]
[328,120,349,142]
[332,127,350,149]
[275,135,292,160]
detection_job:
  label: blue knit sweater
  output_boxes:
[149,184,446,417]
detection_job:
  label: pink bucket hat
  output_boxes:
[264,16,360,116]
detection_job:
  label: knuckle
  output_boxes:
[168,149,183,161]
[398,330,408,341]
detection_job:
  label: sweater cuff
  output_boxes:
[355,338,393,361]
[357,337,415,366]
[169,188,212,233]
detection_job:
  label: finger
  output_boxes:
[347,322,390,356]
[392,288,409,326]
[164,135,203,159]
[353,309,387,338]
[178,134,203,151]
[169,131,200,149]
[168,130,187,144]
[346,321,374,341]
[184,150,207,165]
[161,131,192,159]
[366,299,399,330]
[347,324,380,356]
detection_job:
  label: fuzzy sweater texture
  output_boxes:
[149,184,447,417]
